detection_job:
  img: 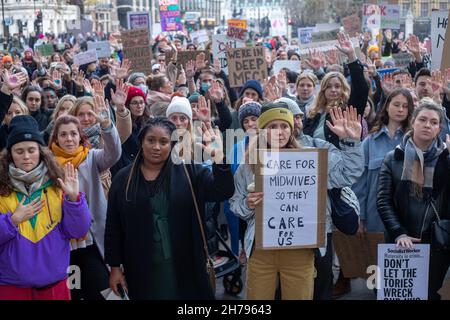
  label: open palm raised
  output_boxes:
[326,106,362,140]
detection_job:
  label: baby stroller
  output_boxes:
[205,202,243,296]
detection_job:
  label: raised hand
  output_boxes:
[11,197,44,226]
[110,79,130,112]
[213,58,221,75]
[32,50,42,65]
[405,35,421,56]
[384,29,392,43]
[325,49,339,66]
[58,163,79,202]
[111,58,131,79]
[176,65,187,86]
[91,95,111,128]
[442,68,450,98]
[82,79,93,95]
[196,95,211,122]
[51,70,62,90]
[304,49,322,70]
[343,105,362,140]
[185,60,196,79]
[382,73,395,96]
[91,78,105,98]
[276,70,287,94]
[336,32,356,62]
[195,121,224,164]
[195,52,208,70]
[1,70,28,91]
[208,81,224,103]
[430,70,444,100]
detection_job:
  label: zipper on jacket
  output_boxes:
[43,188,54,228]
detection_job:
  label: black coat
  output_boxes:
[303,59,369,148]
[0,91,13,150]
[377,148,450,243]
[104,161,235,299]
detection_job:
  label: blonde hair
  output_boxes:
[295,72,318,89]
[307,72,350,118]
[70,96,95,116]
[52,95,77,121]
[2,97,29,125]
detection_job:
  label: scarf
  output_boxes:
[399,131,446,196]
[297,95,315,113]
[83,123,101,149]
[51,143,90,169]
[8,161,49,197]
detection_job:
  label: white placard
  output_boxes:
[297,27,316,44]
[431,10,449,70]
[87,41,111,59]
[127,11,151,33]
[377,244,430,300]
[212,35,246,75]
[73,49,98,66]
[273,60,301,74]
[260,150,322,248]
[191,30,209,44]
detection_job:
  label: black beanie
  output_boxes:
[7,115,45,149]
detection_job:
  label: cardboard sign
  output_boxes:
[333,231,385,279]
[176,50,209,70]
[127,11,151,33]
[87,41,111,59]
[212,35,246,75]
[312,29,340,42]
[226,26,248,42]
[159,0,183,32]
[431,10,448,70]
[392,52,412,68]
[121,28,152,75]
[226,47,268,88]
[439,11,450,71]
[255,149,327,249]
[342,14,361,37]
[73,49,98,66]
[36,44,54,57]
[227,19,247,29]
[377,244,430,300]
[273,60,301,74]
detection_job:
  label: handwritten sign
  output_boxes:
[121,28,152,75]
[73,49,98,66]
[363,4,400,30]
[212,35,246,74]
[159,0,182,32]
[377,244,430,300]
[191,30,209,44]
[36,44,54,57]
[297,27,316,45]
[127,11,151,33]
[431,10,450,70]
[226,47,268,88]
[255,149,327,249]
[87,41,111,59]
[227,26,248,42]
[392,52,412,69]
[227,19,247,29]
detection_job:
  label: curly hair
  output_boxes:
[0,146,64,196]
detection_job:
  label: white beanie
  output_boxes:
[166,96,193,120]
[275,97,303,116]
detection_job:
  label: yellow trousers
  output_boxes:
[246,248,315,300]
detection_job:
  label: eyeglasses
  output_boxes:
[130,101,145,106]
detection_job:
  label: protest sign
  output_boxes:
[87,41,111,59]
[333,231,384,278]
[212,35,246,74]
[392,52,412,68]
[431,11,449,70]
[127,11,151,33]
[176,50,209,70]
[377,244,430,300]
[159,0,183,32]
[227,19,247,29]
[286,45,300,55]
[255,149,327,249]
[226,47,268,88]
[121,28,152,75]
[440,11,450,71]
[36,44,54,57]
[342,14,361,37]
[363,4,400,30]
[73,49,98,66]
[312,29,340,42]
[273,60,301,74]
[191,30,209,44]
[297,27,316,45]
[226,26,248,42]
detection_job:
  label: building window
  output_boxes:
[402,3,410,16]
[420,2,428,17]
[440,2,448,10]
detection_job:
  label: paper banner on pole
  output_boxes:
[226,47,268,88]
[73,49,98,66]
[87,41,111,59]
[255,149,327,250]
[121,28,152,75]
[377,244,430,300]
[159,0,183,32]
[212,35,246,75]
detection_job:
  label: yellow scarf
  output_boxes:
[51,143,90,169]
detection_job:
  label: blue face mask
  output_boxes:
[137,84,148,95]
[201,82,211,93]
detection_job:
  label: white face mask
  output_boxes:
[137,84,148,95]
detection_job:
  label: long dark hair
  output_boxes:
[125,117,176,202]
[21,85,44,110]
[0,146,64,196]
[370,88,414,134]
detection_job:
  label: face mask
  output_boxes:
[201,82,211,93]
[137,84,148,95]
